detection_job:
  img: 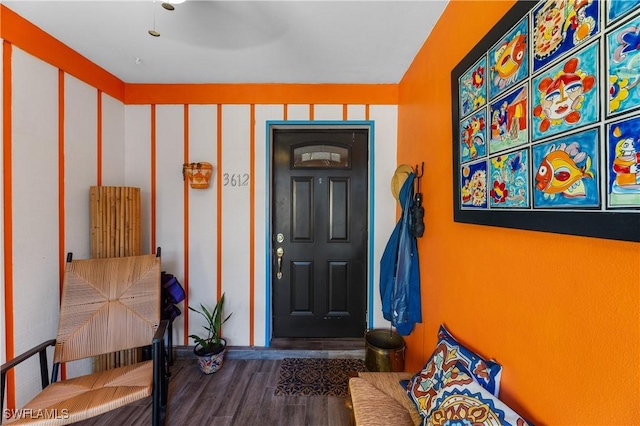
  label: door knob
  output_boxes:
[276,247,284,279]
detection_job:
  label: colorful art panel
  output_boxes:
[460,110,487,163]
[461,160,488,209]
[532,0,600,72]
[489,149,530,208]
[488,17,528,100]
[459,57,488,118]
[532,41,599,142]
[452,1,640,242]
[488,84,528,154]
[532,128,600,208]
[607,17,640,117]
[607,0,640,25]
[607,115,640,208]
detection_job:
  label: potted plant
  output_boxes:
[188,293,232,374]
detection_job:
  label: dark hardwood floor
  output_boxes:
[75,339,364,426]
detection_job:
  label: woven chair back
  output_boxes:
[53,254,161,363]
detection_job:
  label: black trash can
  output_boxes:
[364,329,405,372]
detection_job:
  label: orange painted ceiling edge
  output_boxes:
[1,5,399,105]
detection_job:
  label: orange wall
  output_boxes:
[398,1,640,424]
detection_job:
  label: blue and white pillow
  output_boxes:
[423,362,531,426]
[407,325,503,419]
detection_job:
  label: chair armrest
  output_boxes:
[0,339,56,419]
[0,339,55,374]
[153,320,169,344]
[151,320,170,426]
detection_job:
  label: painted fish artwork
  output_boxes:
[607,17,640,117]
[489,84,528,154]
[460,110,487,163]
[461,160,488,209]
[532,41,599,141]
[532,0,599,72]
[459,57,487,118]
[488,17,528,99]
[607,115,640,208]
[607,0,640,24]
[532,128,600,208]
[489,149,530,208]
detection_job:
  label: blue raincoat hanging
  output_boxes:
[379,172,421,335]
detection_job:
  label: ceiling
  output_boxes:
[3,0,449,84]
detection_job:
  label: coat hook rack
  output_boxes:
[412,162,425,238]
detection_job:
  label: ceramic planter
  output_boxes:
[194,339,227,374]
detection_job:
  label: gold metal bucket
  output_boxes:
[364,329,405,372]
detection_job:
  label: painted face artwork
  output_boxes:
[533,58,596,132]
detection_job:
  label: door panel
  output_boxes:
[272,128,368,338]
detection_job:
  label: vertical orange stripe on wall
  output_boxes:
[283,104,288,121]
[58,71,65,295]
[343,104,348,120]
[57,70,67,381]
[365,104,370,121]
[183,104,190,345]
[216,105,222,301]
[150,105,157,252]
[309,104,314,120]
[2,40,15,410]
[97,90,102,186]
[249,104,255,346]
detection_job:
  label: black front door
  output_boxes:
[272,127,368,338]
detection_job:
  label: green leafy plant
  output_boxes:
[188,293,232,355]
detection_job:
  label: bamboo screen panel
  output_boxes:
[90,186,141,258]
[89,186,143,371]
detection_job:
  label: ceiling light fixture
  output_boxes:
[162,0,186,11]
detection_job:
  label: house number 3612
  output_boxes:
[223,173,249,187]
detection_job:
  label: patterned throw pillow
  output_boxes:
[406,325,503,419]
[423,362,531,426]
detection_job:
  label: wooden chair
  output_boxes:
[0,251,169,425]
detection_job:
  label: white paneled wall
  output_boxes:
[101,93,125,186]
[187,105,218,347]
[155,105,186,343]
[254,105,284,346]
[370,105,399,328]
[63,74,98,379]
[11,48,60,407]
[314,104,344,120]
[220,105,252,346]
[124,105,152,255]
[64,74,97,262]
[286,104,310,120]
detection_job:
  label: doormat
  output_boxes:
[275,357,365,397]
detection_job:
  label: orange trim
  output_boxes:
[0,5,124,101]
[58,70,65,295]
[216,105,222,301]
[183,105,189,345]
[283,104,288,121]
[58,70,67,381]
[151,105,157,252]
[365,104,370,120]
[309,104,315,121]
[249,104,255,347]
[3,40,16,410]
[97,91,102,186]
[343,104,348,120]
[125,84,398,105]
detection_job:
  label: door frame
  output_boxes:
[264,120,376,345]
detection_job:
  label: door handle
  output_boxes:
[276,247,284,279]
